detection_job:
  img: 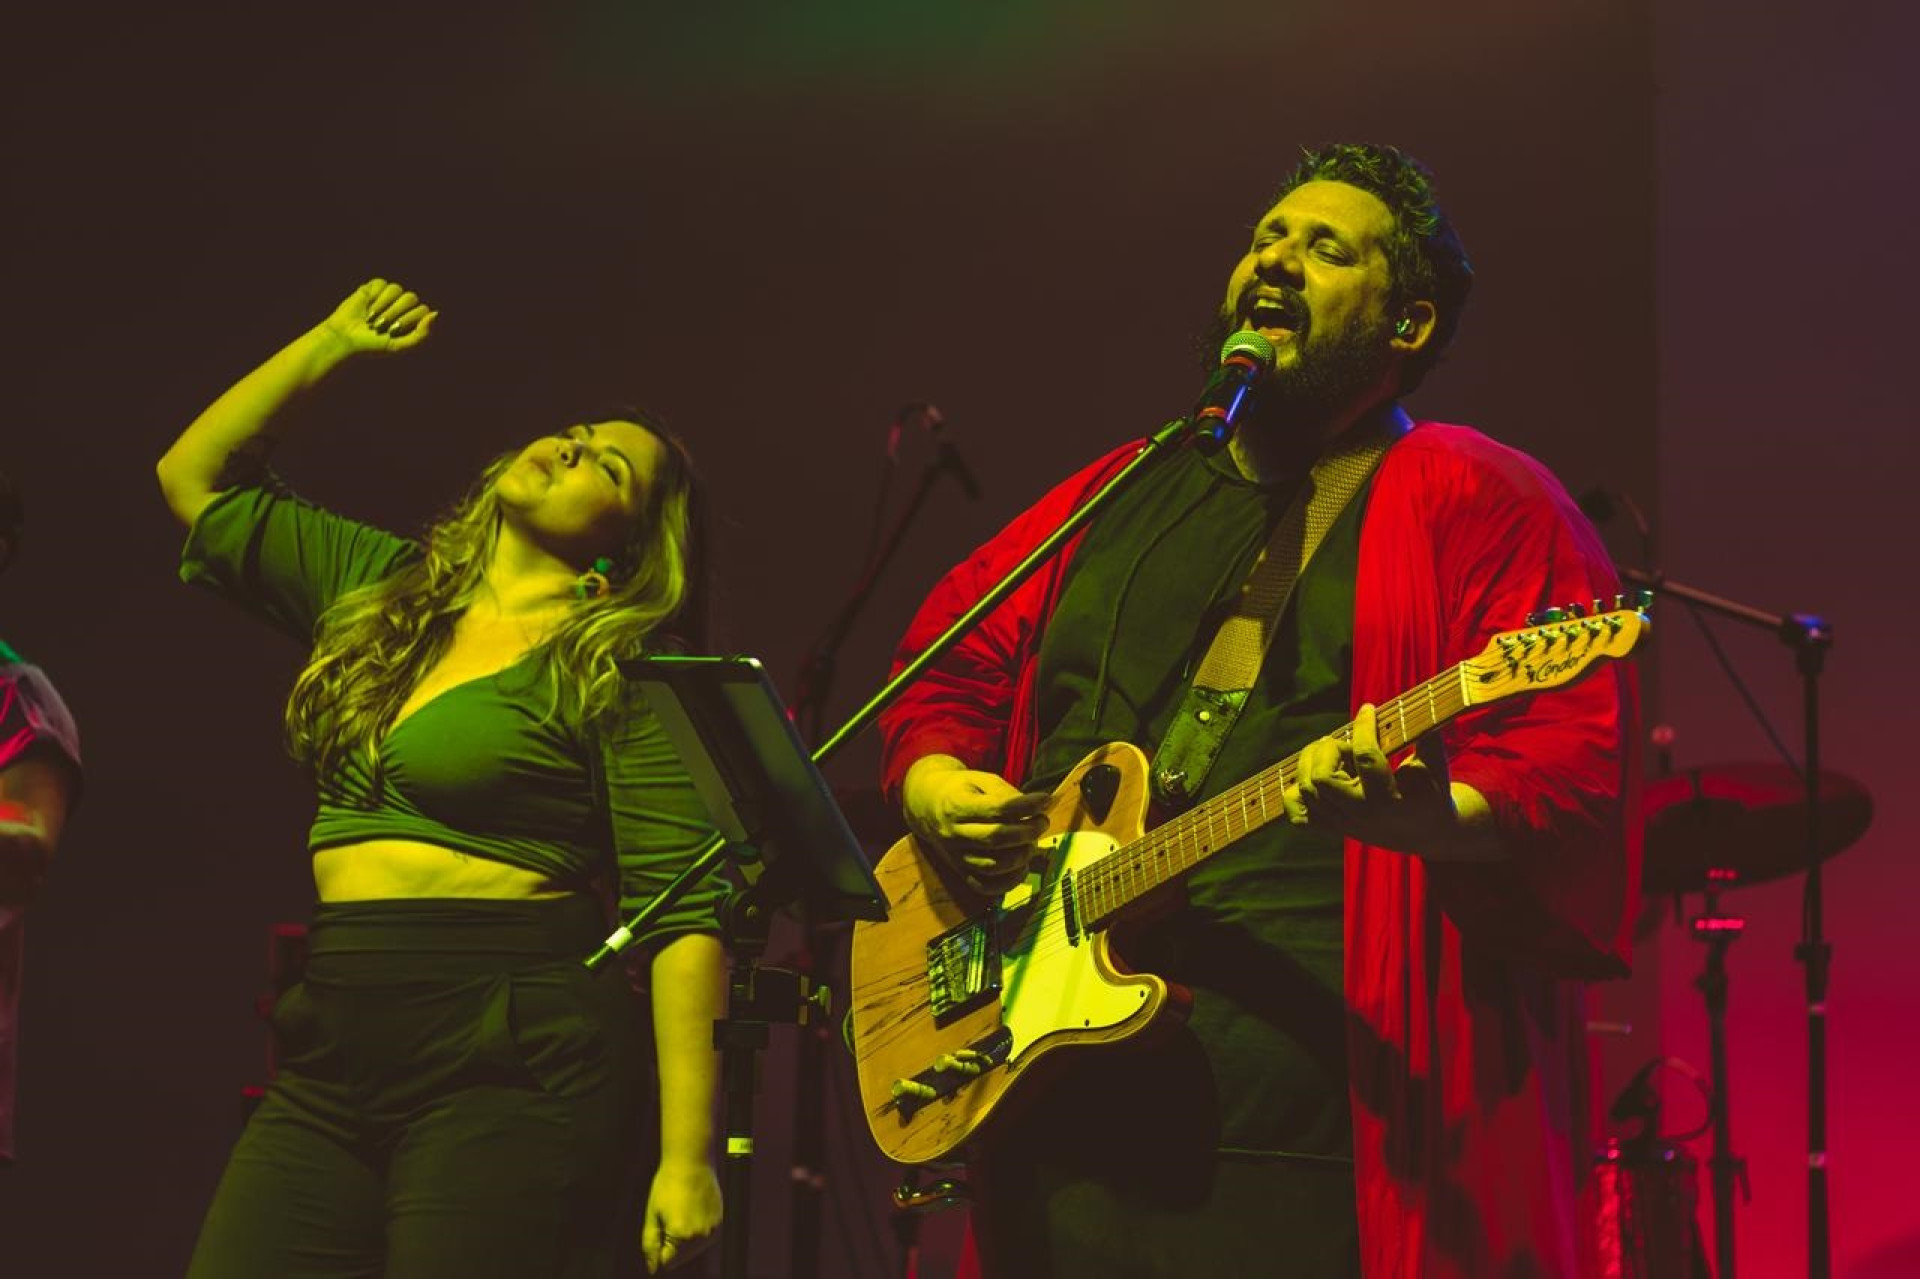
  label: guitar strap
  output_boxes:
[1149,422,1395,809]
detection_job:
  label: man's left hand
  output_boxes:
[1283,703,1491,859]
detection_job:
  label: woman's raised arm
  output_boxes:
[156,278,435,526]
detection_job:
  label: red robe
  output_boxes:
[880,421,1640,1278]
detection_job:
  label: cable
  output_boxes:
[1680,600,1801,776]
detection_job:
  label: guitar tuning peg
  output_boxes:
[1526,607,1568,626]
[1591,598,1608,616]
[1634,589,1655,611]
[1566,601,1588,618]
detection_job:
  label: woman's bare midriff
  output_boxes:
[313,840,569,901]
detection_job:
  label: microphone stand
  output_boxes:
[807,417,1198,1275]
[1619,566,1834,1278]
[583,416,1214,955]
[809,414,1196,765]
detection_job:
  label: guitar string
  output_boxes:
[970,622,1617,972]
[863,654,1483,1011]
[1075,660,1475,929]
[953,660,1481,979]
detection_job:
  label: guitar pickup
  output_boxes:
[925,914,1004,1025]
[886,1027,1014,1122]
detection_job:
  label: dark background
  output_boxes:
[1,2,1909,1275]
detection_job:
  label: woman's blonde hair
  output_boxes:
[284,414,701,783]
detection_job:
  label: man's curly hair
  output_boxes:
[1272,142,1474,394]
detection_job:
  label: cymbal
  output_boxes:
[1642,762,1873,895]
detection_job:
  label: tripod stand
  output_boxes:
[711,886,835,1279]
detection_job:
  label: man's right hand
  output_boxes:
[899,754,1051,894]
[315,278,437,356]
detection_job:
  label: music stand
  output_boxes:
[619,654,888,1279]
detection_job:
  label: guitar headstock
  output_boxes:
[1463,592,1653,705]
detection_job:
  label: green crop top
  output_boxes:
[179,483,728,946]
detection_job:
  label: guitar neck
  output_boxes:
[1065,602,1648,928]
[1074,662,1471,928]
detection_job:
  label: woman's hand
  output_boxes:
[314,277,437,357]
[156,276,438,526]
[641,1158,722,1273]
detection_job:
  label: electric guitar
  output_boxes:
[848,599,1650,1165]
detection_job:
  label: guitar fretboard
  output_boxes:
[1074,661,1474,928]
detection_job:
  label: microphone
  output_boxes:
[1191,329,1276,443]
[1609,1057,1665,1126]
[899,402,983,500]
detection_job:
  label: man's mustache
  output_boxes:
[1235,285,1311,338]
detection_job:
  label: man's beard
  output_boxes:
[1197,300,1395,438]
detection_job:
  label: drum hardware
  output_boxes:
[1633,760,1874,1279]
[1590,1054,1712,1278]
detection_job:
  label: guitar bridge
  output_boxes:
[887,1027,1014,1122]
[926,913,1003,1026]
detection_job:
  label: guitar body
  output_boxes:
[849,742,1170,1166]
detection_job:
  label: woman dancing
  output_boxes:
[159,279,725,1276]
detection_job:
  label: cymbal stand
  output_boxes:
[1623,567,1835,1276]
[1691,872,1750,1279]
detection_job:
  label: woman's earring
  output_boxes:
[1394,316,1414,337]
[574,556,613,600]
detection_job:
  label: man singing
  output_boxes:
[880,142,1639,1277]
